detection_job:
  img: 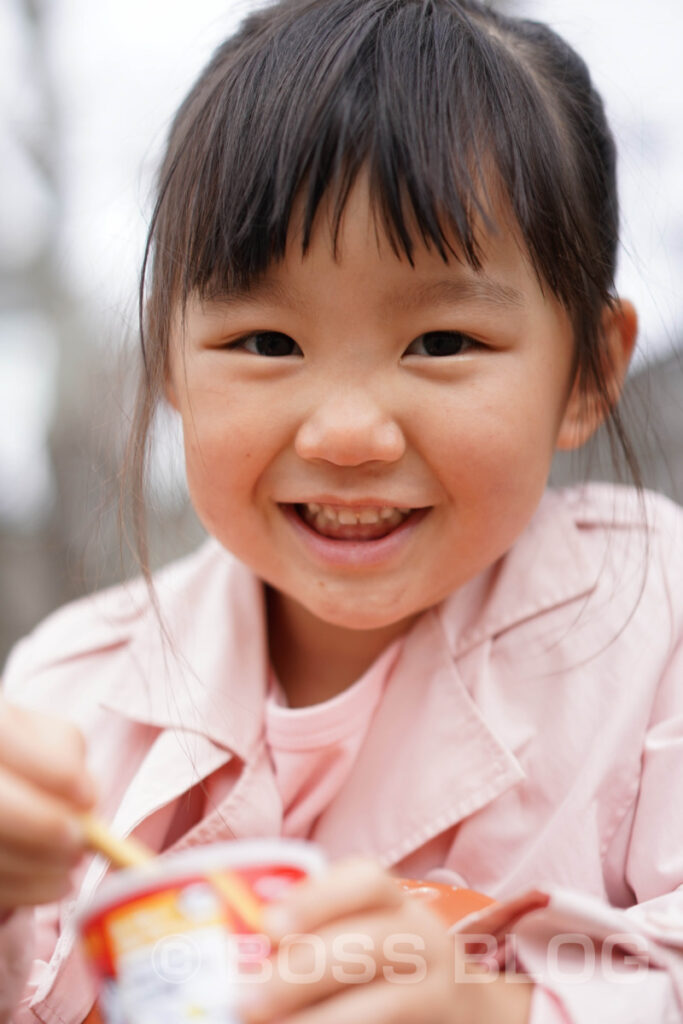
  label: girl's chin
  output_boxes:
[298,591,424,634]
[312,612,404,632]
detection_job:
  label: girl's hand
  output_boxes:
[0,698,95,909]
[239,858,534,1024]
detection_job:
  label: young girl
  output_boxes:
[1,0,682,1021]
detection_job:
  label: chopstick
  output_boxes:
[78,815,262,928]
[79,813,154,869]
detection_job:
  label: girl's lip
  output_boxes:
[279,502,431,568]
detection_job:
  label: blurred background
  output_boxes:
[1,0,682,664]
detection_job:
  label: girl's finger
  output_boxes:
[0,873,75,910]
[264,858,402,940]
[0,842,80,880]
[0,701,95,808]
[240,904,436,1023]
[0,764,84,858]
[276,973,441,1024]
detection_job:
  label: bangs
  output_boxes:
[148,0,614,316]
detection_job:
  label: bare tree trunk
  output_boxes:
[1,0,102,660]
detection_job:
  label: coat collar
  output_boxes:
[100,548,269,761]
[101,488,596,728]
[437,487,598,659]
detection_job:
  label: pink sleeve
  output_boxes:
[0,901,64,1023]
[528,985,571,1024]
[510,893,682,1024]
[0,643,64,1022]
[0,911,34,1023]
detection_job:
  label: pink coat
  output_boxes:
[1,483,682,1024]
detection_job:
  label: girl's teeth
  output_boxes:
[301,503,413,530]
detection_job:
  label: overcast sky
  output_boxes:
[516,0,683,363]
[1,0,682,521]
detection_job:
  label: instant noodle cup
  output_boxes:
[78,837,494,1024]
[77,838,326,1024]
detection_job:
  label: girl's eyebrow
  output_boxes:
[387,277,526,313]
[204,279,303,309]
[204,275,525,312]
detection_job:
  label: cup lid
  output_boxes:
[76,837,326,929]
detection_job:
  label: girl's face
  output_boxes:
[167,180,579,635]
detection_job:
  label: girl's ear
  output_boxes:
[555,299,638,451]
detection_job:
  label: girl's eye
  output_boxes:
[229,331,302,357]
[404,331,478,357]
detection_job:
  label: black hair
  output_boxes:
[128,0,640,572]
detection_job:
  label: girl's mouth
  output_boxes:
[279,502,430,568]
[294,502,414,541]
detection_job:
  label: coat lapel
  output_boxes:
[99,545,270,759]
[438,487,598,658]
[312,609,525,866]
[81,547,282,896]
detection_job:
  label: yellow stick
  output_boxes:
[79,813,154,869]
[209,870,264,930]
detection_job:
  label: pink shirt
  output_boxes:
[1,483,683,1024]
[265,641,402,838]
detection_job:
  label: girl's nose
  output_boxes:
[294,390,406,466]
